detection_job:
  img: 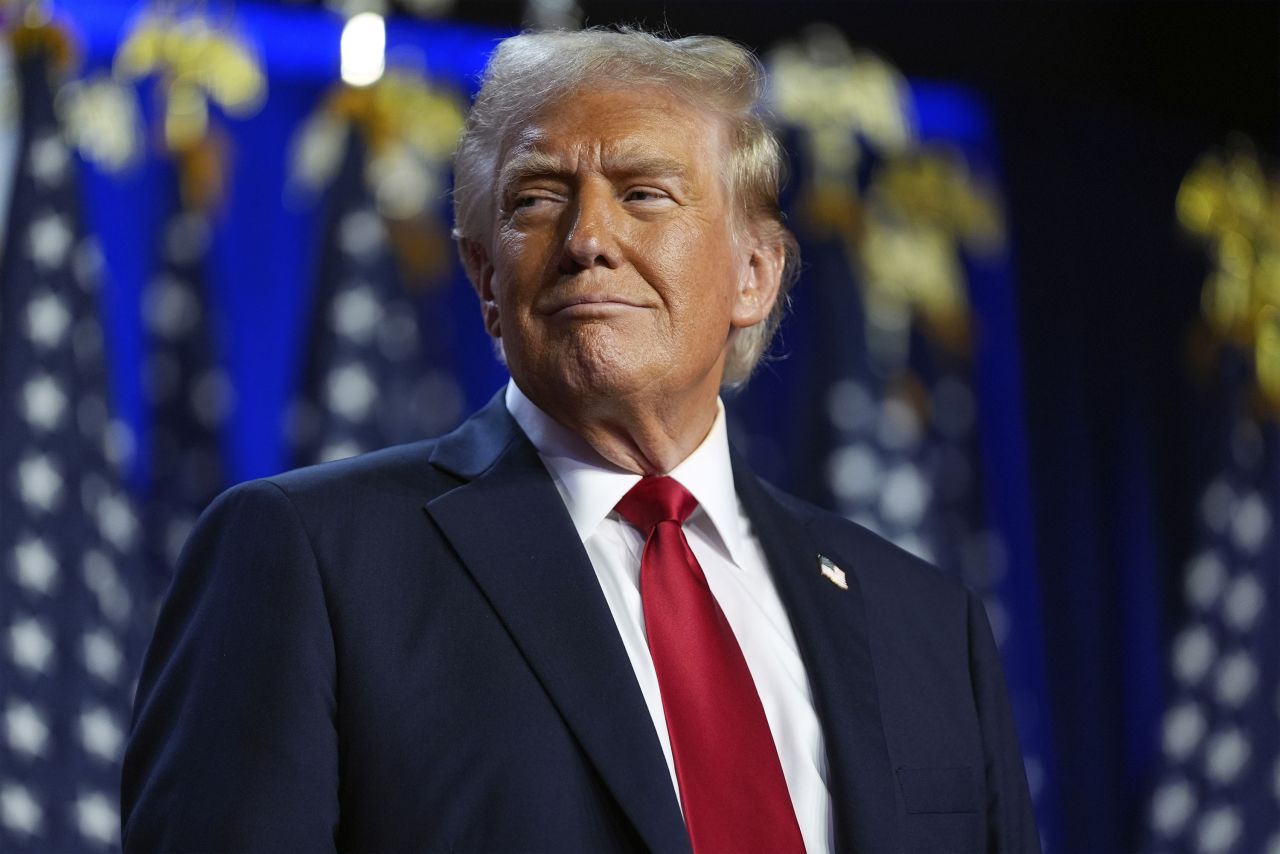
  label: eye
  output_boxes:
[507,190,563,216]
[513,193,548,209]
[623,187,671,204]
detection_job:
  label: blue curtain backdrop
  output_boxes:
[15,1,1196,851]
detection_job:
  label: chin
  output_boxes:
[542,327,661,402]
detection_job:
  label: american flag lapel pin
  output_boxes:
[818,554,848,590]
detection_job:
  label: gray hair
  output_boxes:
[452,27,800,387]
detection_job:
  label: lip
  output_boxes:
[540,297,647,317]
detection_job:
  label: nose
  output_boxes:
[559,184,623,272]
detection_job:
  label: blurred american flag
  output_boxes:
[0,46,147,852]
[286,129,464,468]
[139,189,228,579]
[1145,357,1280,854]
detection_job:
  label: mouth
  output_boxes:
[540,296,647,318]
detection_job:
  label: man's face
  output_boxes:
[465,84,781,416]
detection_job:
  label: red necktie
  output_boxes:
[615,476,805,854]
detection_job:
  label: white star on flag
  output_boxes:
[21,374,67,431]
[142,274,199,339]
[81,629,123,684]
[16,453,64,512]
[82,550,133,626]
[0,783,43,836]
[73,790,117,845]
[338,208,386,257]
[319,439,363,463]
[5,700,50,758]
[92,488,139,553]
[25,291,71,348]
[9,617,55,674]
[28,133,69,187]
[77,706,124,763]
[4,696,49,757]
[326,362,378,421]
[331,283,383,343]
[26,212,73,271]
[13,537,59,594]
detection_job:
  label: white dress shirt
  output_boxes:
[505,382,834,854]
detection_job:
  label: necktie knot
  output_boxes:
[615,476,698,534]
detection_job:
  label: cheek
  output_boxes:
[675,233,741,324]
[493,231,527,278]
[636,224,732,315]
[493,234,545,307]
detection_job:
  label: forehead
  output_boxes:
[499,84,728,179]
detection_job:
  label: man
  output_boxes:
[122,28,1039,853]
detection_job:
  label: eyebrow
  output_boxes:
[603,149,689,181]
[498,149,567,194]
[498,146,689,194]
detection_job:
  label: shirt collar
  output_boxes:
[505,381,747,566]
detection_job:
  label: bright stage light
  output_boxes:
[340,13,386,87]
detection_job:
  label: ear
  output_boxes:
[460,237,502,339]
[729,235,785,330]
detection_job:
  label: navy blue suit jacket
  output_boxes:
[121,394,1039,853]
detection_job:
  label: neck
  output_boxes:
[572,407,718,475]
[522,383,721,476]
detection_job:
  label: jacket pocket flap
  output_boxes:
[896,765,981,815]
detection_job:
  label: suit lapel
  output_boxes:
[733,453,901,854]
[425,398,690,854]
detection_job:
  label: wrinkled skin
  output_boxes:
[462,85,785,473]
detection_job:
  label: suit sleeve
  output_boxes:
[121,479,340,852]
[967,591,1042,854]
